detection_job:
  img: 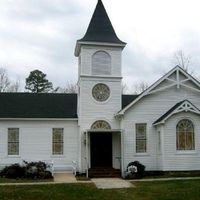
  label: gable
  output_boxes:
[148,67,200,95]
[153,100,200,125]
[117,66,200,115]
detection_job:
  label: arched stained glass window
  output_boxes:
[92,51,111,75]
[91,120,111,130]
[176,119,195,150]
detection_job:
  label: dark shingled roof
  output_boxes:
[0,93,77,118]
[153,100,185,125]
[0,93,138,119]
[122,95,139,108]
[79,0,125,44]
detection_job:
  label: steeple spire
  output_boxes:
[79,0,125,44]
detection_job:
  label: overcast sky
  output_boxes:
[1,0,200,92]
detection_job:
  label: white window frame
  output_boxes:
[176,119,195,151]
[52,128,64,155]
[8,128,19,156]
[135,123,147,153]
[157,131,161,154]
[92,51,111,75]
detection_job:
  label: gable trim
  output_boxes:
[153,100,200,126]
[117,66,200,115]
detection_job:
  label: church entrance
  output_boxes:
[90,133,112,167]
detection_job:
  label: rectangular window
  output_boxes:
[157,131,161,153]
[8,128,19,155]
[136,123,147,153]
[52,128,64,155]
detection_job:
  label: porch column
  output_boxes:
[120,130,124,177]
[85,131,89,178]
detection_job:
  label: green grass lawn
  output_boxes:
[0,177,53,183]
[0,179,200,200]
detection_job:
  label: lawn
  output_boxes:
[0,179,200,200]
[0,177,53,183]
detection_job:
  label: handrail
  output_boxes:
[72,160,77,175]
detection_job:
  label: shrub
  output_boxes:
[25,161,52,179]
[0,161,53,179]
[0,163,25,179]
[126,161,145,179]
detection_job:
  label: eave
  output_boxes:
[153,100,200,126]
[116,66,200,116]
[74,40,126,57]
[0,118,78,121]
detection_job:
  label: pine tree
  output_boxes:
[25,70,53,93]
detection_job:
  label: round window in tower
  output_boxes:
[92,83,110,102]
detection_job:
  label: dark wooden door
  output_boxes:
[90,133,112,167]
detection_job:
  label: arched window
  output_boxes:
[91,120,111,130]
[92,51,111,75]
[176,119,195,150]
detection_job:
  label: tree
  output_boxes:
[173,50,191,72]
[0,68,10,92]
[25,70,53,93]
[54,81,77,93]
[7,79,21,92]
[121,82,128,94]
[133,81,148,94]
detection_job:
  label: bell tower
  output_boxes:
[74,0,126,172]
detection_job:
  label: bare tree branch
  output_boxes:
[121,82,128,94]
[55,81,77,93]
[132,81,149,94]
[0,68,10,92]
[174,50,191,72]
[7,79,21,92]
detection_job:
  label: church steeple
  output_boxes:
[75,0,125,56]
[79,0,125,44]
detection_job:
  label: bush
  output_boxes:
[0,164,25,179]
[0,161,53,179]
[25,161,44,178]
[25,161,52,179]
[126,161,145,179]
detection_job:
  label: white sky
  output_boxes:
[1,0,200,92]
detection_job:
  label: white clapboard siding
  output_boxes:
[79,79,121,129]
[80,46,122,77]
[0,120,79,173]
[78,44,123,172]
[122,85,200,171]
[112,133,121,169]
[163,112,200,171]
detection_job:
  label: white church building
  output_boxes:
[1,0,200,177]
